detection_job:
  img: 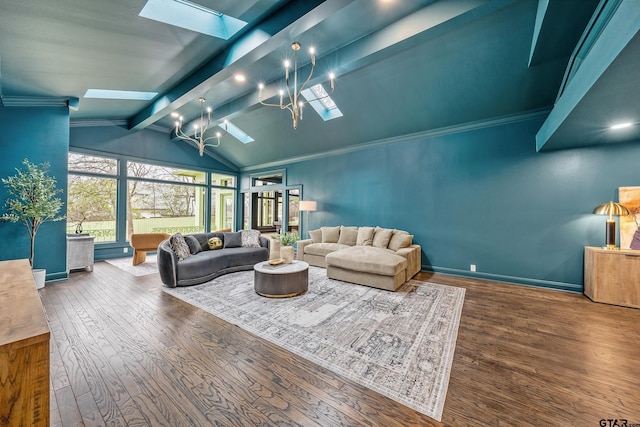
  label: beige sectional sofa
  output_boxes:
[296,225,421,291]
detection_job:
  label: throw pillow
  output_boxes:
[183,235,202,255]
[388,230,413,251]
[208,237,223,250]
[223,232,243,248]
[337,226,358,246]
[321,226,340,243]
[169,233,190,261]
[372,227,394,248]
[309,228,322,243]
[356,226,375,246]
[241,229,261,248]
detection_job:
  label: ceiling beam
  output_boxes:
[129,0,355,131]
[536,0,640,151]
[208,0,518,124]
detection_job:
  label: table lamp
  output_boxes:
[299,200,317,238]
[593,201,630,250]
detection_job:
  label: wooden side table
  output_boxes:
[584,246,640,309]
[67,234,95,273]
[0,259,50,426]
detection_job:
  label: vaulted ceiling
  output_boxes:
[1,0,637,170]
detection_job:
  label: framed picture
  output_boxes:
[618,186,640,249]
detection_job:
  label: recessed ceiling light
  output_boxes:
[610,122,634,130]
[234,74,246,82]
[84,89,158,100]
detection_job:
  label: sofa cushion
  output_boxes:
[208,237,223,250]
[326,246,407,276]
[309,228,322,243]
[388,230,413,251]
[192,232,222,251]
[183,235,202,255]
[223,231,242,248]
[304,242,350,257]
[372,227,393,248]
[337,226,358,246]
[170,233,190,261]
[241,229,261,248]
[321,226,341,243]
[356,226,375,246]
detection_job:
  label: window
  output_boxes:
[127,162,206,184]
[287,189,300,233]
[211,173,235,187]
[127,180,206,237]
[68,151,238,245]
[67,153,118,242]
[210,188,235,232]
[252,173,283,187]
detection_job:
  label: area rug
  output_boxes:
[104,254,158,276]
[164,266,465,421]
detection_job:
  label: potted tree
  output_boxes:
[1,158,65,288]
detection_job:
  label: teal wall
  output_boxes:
[244,114,640,292]
[0,107,70,281]
[70,125,235,172]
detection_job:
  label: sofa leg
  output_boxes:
[133,250,146,266]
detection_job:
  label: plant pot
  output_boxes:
[33,268,46,289]
[280,245,294,264]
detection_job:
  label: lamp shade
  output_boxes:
[593,201,630,250]
[299,201,317,211]
[593,201,630,216]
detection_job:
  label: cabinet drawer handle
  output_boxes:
[624,254,640,257]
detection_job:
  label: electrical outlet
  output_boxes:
[123,247,129,253]
[470,264,476,272]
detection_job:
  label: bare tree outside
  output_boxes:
[68,153,235,241]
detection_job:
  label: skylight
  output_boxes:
[300,84,343,121]
[309,84,338,111]
[84,89,158,100]
[220,121,254,144]
[139,0,247,40]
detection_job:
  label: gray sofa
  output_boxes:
[158,231,269,287]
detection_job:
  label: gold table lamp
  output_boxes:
[593,201,630,250]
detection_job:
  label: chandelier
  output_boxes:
[258,42,335,129]
[172,97,227,156]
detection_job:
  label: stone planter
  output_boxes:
[280,245,294,264]
[33,268,46,289]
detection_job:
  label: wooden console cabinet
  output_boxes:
[584,246,640,309]
[0,259,50,426]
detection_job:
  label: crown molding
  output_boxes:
[70,119,128,128]
[241,108,551,172]
[0,95,79,109]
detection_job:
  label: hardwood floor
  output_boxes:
[40,262,640,426]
